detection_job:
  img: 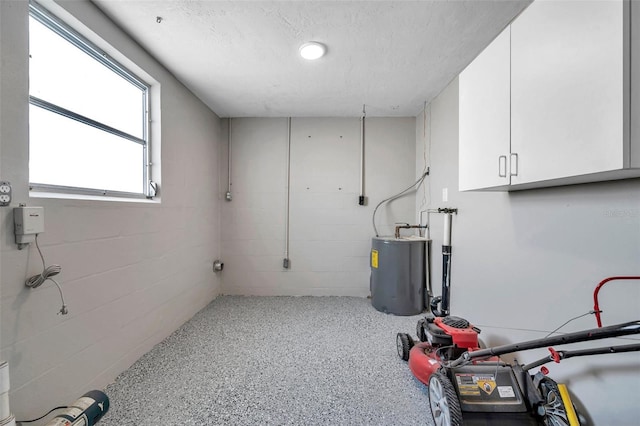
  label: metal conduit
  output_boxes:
[359,104,366,206]
[283,117,292,269]
[226,118,232,201]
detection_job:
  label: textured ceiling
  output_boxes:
[92,0,531,118]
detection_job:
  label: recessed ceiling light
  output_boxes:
[299,42,326,60]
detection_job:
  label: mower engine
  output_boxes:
[420,315,481,359]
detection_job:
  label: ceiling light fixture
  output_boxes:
[299,42,326,60]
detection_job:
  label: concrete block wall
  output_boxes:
[220,117,417,296]
[2,0,635,423]
[0,0,222,419]
[419,78,640,425]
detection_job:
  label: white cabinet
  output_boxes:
[459,27,511,191]
[511,0,627,185]
[459,0,639,191]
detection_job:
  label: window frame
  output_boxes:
[28,2,154,200]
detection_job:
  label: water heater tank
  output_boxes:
[370,237,428,316]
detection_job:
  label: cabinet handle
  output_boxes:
[510,153,519,177]
[498,155,507,178]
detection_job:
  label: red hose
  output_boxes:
[593,276,640,327]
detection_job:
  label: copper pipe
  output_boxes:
[395,224,427,239]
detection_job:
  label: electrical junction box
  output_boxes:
[14,206,45,245]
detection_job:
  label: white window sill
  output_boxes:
[30,191,161,204]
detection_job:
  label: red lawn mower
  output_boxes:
[396,210,640,426]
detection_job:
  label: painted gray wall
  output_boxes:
[419,78,640,425]
[220,117,417,296]
[0,0,222,418]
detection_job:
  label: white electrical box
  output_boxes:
[14,206,45,245]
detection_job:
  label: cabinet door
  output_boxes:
[459,26,511,191]
[510,0,625,185]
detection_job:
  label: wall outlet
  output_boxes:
[0,181,11,206]
[442,188,448,202]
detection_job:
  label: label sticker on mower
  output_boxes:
[455,374,483,396]
[498,386,516,398]
[455,373,497,396]
[477,379,497,395]
[371,250,378,268]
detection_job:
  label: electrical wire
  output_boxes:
[544,311,597,338]
[25,235,60,288]
[17,406,68,423]
[372,170,429,237]
[25,234,68,315]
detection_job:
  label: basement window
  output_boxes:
[28,3,155,199]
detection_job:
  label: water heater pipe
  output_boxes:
[443,213,452,245]
[358,104,366,206]
[283,117,292,269]
[394,224,428,239]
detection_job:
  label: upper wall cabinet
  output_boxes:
[459,26,511,191]
[459,0,640,191]
[511,0,627,185]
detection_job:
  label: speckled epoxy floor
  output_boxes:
[99,296,435,425]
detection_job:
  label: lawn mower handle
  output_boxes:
[521,342,640,371]
[448,320,640,368]
[593,276,640,327]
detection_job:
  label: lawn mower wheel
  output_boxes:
[428,372,463,426]
[396,332,414,361]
